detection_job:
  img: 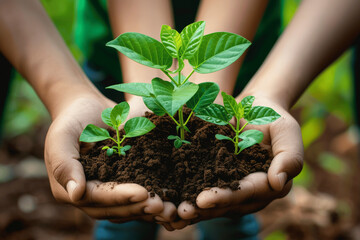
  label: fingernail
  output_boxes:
[277,172,287,190]
[66,180,77,201]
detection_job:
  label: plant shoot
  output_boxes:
[80,102,155,156]
[105,21,251,148]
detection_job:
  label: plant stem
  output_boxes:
[239,122,248,133]
[115,127,121,156]
[162,70,179,86]
[178,108,185,140]
[234,121,248,155]
[234,117,240,155]
[181,70,195,85]
[184,110,194,126]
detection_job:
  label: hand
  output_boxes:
[44,94,176,223]
[169,96,303,229]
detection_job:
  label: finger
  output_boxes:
[243,173,293,203]
[44,118,88,202]
[154,201,177,222]
[196,180,254,209]
[177,201,198,219]
[159,222,175,231]
[169,219,191,230]
[268,116,304,191]
[75,181,148,206]
[81,193,164,219]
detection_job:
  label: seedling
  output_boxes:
[80,102,155,156]
[196,92,280,154]
[105,21,251,148]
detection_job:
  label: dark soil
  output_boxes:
[79,109,272,206]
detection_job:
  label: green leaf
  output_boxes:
[119,145,131,156]
[160,25,182,58]
[183,125,191,133]
[101,108,113,127]
[106,32,172,69]
[187,82,220,112]
[245,106,281,125]
[196,104,232,125]
[182,140,191,145]
[106,148,114,156]
[180,21,205,59]
[152,78,198,116]
[238,129,264,152]
[102,146,110,150]
[168,135,180,140]
[241,96,255,116]
[174,139,182,148]
[124,117,155,137]
[122,145,132,152]
[111,102,130,127]
[107,83,153,97]
[221,92,243,118]
[189,32,251,74]
[143,97,167,116]
[80,124,111,142]
[215,134,233,141]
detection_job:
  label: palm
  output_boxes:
[170,97,304,229]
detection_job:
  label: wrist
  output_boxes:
[47,82,108,120]
[237,87,291,111]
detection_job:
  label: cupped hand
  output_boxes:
[169,96,304,229]
[44,94,177,223]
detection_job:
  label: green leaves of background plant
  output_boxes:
[189,32,251,74]
[245,106,281,125]
[80,124,110,142]
[106,32,172,70]
[124,117,155,137]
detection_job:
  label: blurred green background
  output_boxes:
[1,0,358,239]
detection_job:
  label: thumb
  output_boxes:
[267,117,304,191]
[44,121,87,203]
[51,158,86,202]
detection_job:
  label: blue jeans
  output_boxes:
[95,215,259,240]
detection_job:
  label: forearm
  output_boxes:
[0,0,102,119]
[107,0,173,95]
[242,0,360,109]
[191,0,268,97]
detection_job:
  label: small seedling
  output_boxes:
[196,92,280,155]
[80,102,155,156]
[105,21,251,148]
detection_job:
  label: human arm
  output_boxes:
[186,0,269,99]
[0,0,166,221]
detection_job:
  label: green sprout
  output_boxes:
[105,21,251,148]
[80,102,155,156]
[196,92,281,154]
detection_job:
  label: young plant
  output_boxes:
[196,92,280,155]
[105,21,251,148]
[80,102,155,156]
